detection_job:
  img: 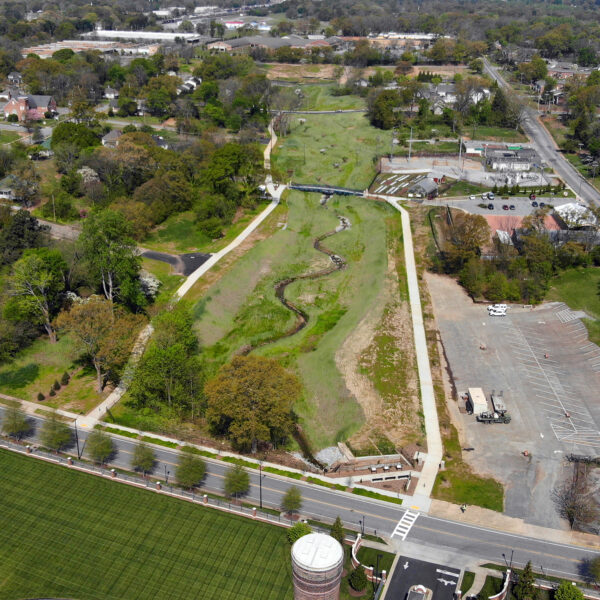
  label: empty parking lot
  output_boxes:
[427,274,600,528]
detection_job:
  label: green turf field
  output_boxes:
[0,449,293,600]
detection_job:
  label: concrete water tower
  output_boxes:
[291,533,344,600]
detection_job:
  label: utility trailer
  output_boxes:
[476,411,511,424]
[490,391,507,415]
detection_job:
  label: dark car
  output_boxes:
[509,204,515,210]
[532,201,538,207]
[539,201,546,207]
[488,203,494,209]
[502,204,509,210]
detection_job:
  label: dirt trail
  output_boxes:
[241,214,350,354]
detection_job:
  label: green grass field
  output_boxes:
[464,125,527,142]
[547,267,600,344]
[299,85,366,111]
[143,205,267,254]
[0,449,294,600]
[141,257,184,309]
[0,335,105,413]
[272,113,388,190]
[191,192,396,448]
[0,131,19,145]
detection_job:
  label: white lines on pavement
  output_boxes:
[392,510,419,541]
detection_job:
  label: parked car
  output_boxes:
[488,203,494,210]
[531,201,538,207]
[502,204,509,210]
[509,204,515,210]
[540,202,546,207]
[488,304,508,311]
[489,309,507,317]
[487,192,495,200]
[469,195,477,201]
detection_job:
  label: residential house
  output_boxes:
[176,76,202,95]
[101,129,122,147]
[152,135,169,149]
[7,72,23,86]
[3,94,57,121]
[0,175,16,201]
[104,86,119,100]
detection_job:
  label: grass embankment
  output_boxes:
[192,192,394,449]
[463,125,527,142]
[0,449,294,600]
[461,571,475,594]
[547,267,600,345]
[410,205,504,511]
[141,257,184,310]
[0,131,19,145]
[272,112,386,190]
[0,335,104,413]
[143,203,267,254]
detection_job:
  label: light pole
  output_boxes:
[74,421,81,459]
[259,461,263,509]
[359,516,365,536]
[164,465,169,484]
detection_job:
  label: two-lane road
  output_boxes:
[1,407,597,580]
[483,58,600,207]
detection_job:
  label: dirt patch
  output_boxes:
[265,63,337,81]
[336,216,421,452]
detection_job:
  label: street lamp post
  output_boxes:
[259,461,263,509]
[74,421,81,459]
[164,465,169,484]
[359,516,365,536]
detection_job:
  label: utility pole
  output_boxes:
[259,461,263,509]
[74,421,81,459]
[458,136,463,179]
[408,126,413,161]
[51,193,56,222]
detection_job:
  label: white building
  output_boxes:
[554,202,598,229]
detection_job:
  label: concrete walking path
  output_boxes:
[386,198,443,499]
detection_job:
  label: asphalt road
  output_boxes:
[2,407,597,580]
[482,58,600,208]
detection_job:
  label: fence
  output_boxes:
[0,437,359,540]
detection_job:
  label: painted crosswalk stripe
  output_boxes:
[391,510,419,540]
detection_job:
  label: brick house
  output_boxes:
[3,94,57,121]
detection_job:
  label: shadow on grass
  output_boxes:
[0,363,40,392]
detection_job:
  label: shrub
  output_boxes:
[286,522,311,545]
[37,392,45,401]
[61,372,70,386]
[53,380,61,391]
[349,565,368,591]
[49,388,56,397]
[7,114,18,123]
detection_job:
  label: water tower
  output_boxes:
[291,533,344,600]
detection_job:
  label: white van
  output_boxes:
[487,304,508,311]
[489,309,506,317]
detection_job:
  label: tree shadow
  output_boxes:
[0,363,39,391]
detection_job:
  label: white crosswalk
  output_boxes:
[391,510,419,540]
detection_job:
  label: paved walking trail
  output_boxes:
[386,198,443,502]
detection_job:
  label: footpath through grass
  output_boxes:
[0,449,294,600]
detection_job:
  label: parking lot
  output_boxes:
[427,274,600,528]
[427,196,566,216]
[385,556,460,600]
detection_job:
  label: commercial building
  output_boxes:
[84,29,204,43]
[485,148,540,172]
[22,40,161,59]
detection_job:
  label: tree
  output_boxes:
[86,430,115,464]
[513,561,536,600]
[552,481,598,530]
[589,556,600,584]
[331,516,345,545]
[349,565,368,592]
[129,304,202,416]
[554,581,584,600]
[224,463,250,499]
[367,89,402,130]
[40,411,71,452]
[0,209,47,266]
[281,486,302,516]
[56,297,144,393]
[205,355,300,453]
[286,522,311,544]
[175,454,206,489]
[8,248,67,343]
[1,406,29,439]
[78,210,143,307]
[131,442,155,476]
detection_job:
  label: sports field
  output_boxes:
[0,449,293,600]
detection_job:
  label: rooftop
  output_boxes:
[291,533,343,572]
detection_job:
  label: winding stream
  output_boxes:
[241,213,350,355]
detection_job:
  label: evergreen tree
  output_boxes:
[349,565,368,591]
[513,561,537,600]
[331,516,345,545]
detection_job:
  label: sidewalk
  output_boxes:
[386,198,443,497]
[430,499,600,550]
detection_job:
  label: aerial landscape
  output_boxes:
[0,0,600,598]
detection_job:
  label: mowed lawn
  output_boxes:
[0,449,293,600]
[272,112,389,190]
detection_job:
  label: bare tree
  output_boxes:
[552,469,598,530]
